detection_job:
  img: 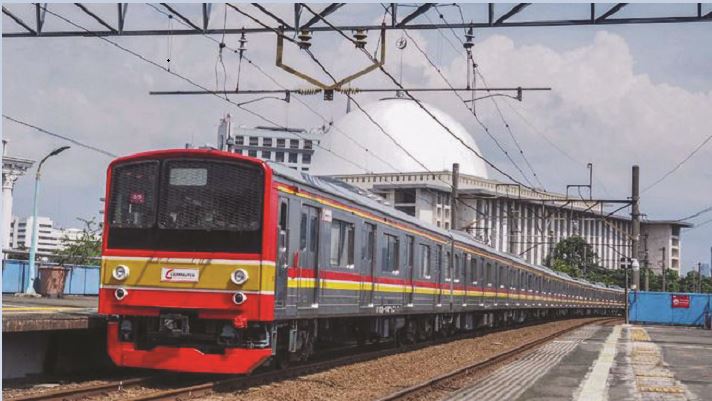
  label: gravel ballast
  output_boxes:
[200,318,607,401]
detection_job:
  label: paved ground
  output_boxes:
[2,294,100,332]
[443,323,712,401]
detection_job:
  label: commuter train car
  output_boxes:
[99,149,623,374]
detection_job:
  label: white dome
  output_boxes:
[310,98,488,178]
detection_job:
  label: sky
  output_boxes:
[2,3,712,273]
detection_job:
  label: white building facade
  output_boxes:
[217,116,323,172]
[9,216,82,255]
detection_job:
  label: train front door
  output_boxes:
[360,223,376,307]
[298,205,320,308]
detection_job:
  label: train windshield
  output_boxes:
[107,158,264,253]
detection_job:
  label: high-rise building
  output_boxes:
[217,115,324,173]
[9,216,83,254]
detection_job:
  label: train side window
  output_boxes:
[309,212,318,253]
[299,211,308,251]
[445,251,452,281]
[419,244,431,278]
[383,233,400,274]
[453,253,461,283]
[329,219,354,268]
[469,256,477,285]
[435,245,443,281]
[486,261,493,287]
[406,236,415,274]
[277,199,289,269]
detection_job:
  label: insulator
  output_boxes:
[353,29,367,49]
[238,32,248,55]
[296,88,321,95]
[298,29,312,49]
[463,27,475,51]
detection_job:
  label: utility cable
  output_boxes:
[300,4,543,195]
[642,133,712,194]
[3,114,117,158]
[44,4,283,130]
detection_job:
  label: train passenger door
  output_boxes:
[360,223,376,307]
[275,199,289,308]
[404,236,415,306]
[298,205,320,308]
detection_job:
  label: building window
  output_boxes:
[276,152,284,162]
[288,152,298,163]
[395,205,416,216]
[394,189,416,204]
[235,136,244,145]
[262,151,271,159]
[248,150,257,157]
[302,153,312,164]
[383,233,399,273]
[420,244,431,278]
[304,140,313,149]
[249,136,259,146]
[277,139,285,148]
[289,139,299,149]
[330,219,354,268]
[263,137,272,147]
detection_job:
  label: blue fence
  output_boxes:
[628,291,712,327]
[2,259,100,295]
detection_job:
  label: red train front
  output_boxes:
[99,149,277,374]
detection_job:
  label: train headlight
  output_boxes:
[233,291,247,305]
[112,265,130,281]
[114,288,128,301]
[230,269,249,285]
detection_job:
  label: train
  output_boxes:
[99,148,624,374]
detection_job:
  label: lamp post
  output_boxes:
[25,146,70,295]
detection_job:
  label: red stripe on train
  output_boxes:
[98,288,274,321]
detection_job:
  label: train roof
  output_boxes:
[269,162,621,293]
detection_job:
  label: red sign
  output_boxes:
[671,294,690,308]
[129,192,145,204]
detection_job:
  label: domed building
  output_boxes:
[309,98,488,178]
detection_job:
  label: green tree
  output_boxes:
[55,217,101,266]
[545,236,599,278]
[545,236,625,287]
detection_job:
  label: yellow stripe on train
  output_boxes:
[101,257,275,292]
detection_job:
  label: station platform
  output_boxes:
[2,294,101,332]
[445,322,712,401]
[2,295,110,380]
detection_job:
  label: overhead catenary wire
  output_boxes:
[3,114,117,158]
[677,205,712,222]
[397,27,538,189]
[42,4,284,130]
[641,132,712,194]
[220,6,493,223]
[419,6,545,189]
[299,4,543,195]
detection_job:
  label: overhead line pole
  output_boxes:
[631,165,640,291]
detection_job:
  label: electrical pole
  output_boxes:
[661,247,667,292]
[631,165,640,291]
[451,163,459,231]
[698,262,702,293]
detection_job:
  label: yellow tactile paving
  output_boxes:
[628,327,692,401]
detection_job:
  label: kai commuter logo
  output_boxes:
[161,268,199,282]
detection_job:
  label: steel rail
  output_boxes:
[375,317,619,401]
[6,376,158,401]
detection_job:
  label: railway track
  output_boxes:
[6,376,157,401]
[375,317,620,401]
[6,317,618,401]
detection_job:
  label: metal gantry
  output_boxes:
[3,3,711,38]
